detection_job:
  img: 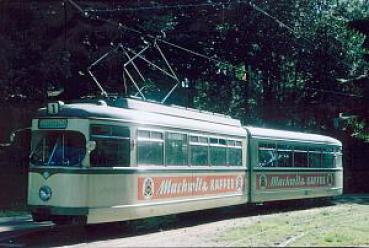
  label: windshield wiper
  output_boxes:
[47,137,61,166]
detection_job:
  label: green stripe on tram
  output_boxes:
[29,167,247,175]
[252,168,342,172]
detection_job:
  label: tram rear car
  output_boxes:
[246,127,343,203]
[27,98,343,225]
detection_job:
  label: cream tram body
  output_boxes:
[28,98,247,224]
[28,98,343,225]
[246,127,343,203]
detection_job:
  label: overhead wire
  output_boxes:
[85,1,233,13]
[86,16,236,72]
[246,1,354,68]
[244,1,365,89]
[71,0,359,55]
[79,0,354,68]
[93,0,364,59]
[66,0,364,98]
[246,1,295,34]
[65,1,311,59]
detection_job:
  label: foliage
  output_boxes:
[0,0,368,139]
[344,117,369,142]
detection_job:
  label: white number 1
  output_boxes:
[47,103,59,114]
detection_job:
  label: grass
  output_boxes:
[217,203,369,247]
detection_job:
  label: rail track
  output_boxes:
[0,195,366,247]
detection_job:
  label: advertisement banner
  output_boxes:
[256,173,335,190]
[138,174,244,200]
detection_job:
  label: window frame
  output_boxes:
[189,135,209,166]
[165,131,188,166]
[137,129,165,166]
[89,124,131,167]
[257,142,279,167]
[209,137,227,166]
[226,139,243,166]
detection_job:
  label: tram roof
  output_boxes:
[64,97,240,126]
[245,126,342,146]
[36,97,245,137]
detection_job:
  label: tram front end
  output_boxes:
[28,103,92,225]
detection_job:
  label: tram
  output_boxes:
[27,97,343,225]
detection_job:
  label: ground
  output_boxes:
[0,195,368,247]
[74,197,368,247]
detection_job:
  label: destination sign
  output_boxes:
[38,119,68,129]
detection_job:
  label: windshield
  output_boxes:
[30,131,86,167]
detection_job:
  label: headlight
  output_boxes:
[39,186,52,201]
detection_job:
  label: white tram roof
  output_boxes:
[37,97,246,137]
[245,126,342,146]
[114,97,241,127]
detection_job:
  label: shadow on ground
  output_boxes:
[331,194,369,205]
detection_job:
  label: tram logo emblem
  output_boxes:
[259,174,267,190]
[142,177,154,200]
[42,171,51,180]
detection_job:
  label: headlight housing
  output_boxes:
[39,186,52,201]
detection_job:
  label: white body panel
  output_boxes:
[28,168,248,224]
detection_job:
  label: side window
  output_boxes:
[258,143,278,167]
[309,147,322,168]
[190,136,208,166]
[277,144,293,167]
[227,140,242,166]
[210,138,227,166]
[90,125,130,167]
[137,130,164,165]
[309,146,339,168]
[294,146,308,167]
[165,132,188,166]
[322,147,335,168]
[256,142,339,169]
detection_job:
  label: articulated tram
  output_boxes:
[28,97,343,225]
